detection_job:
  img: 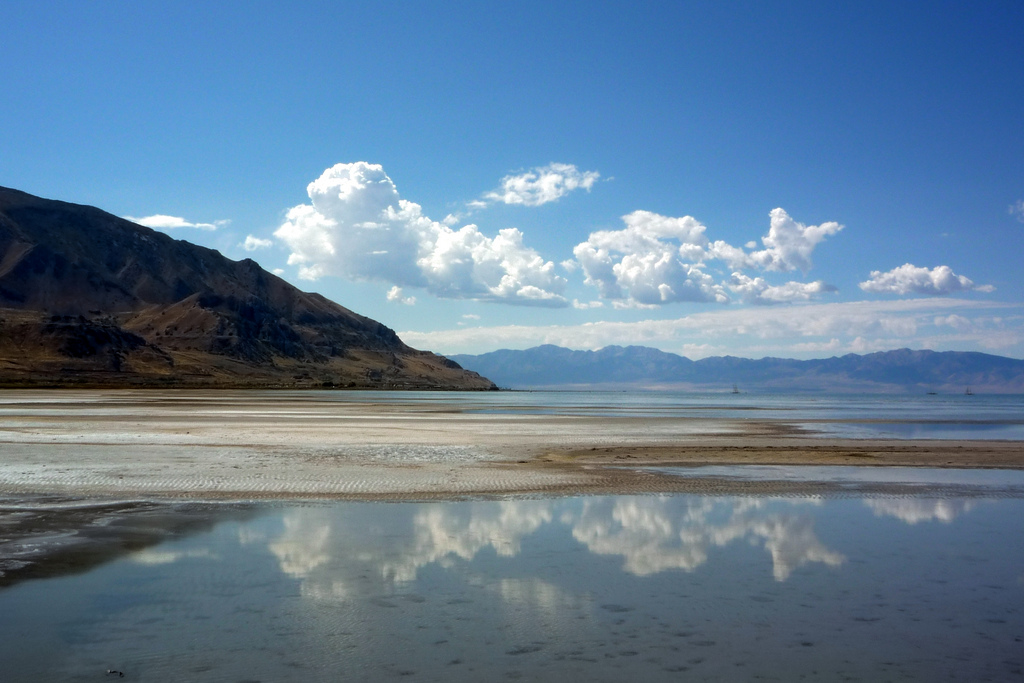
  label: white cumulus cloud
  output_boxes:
[572,208,840,306]
[125,214,229,231]
[859,263,994,296]
[485,163,600,207]
[241,235,273,251]
[274,162,568,307]
[739,208,843,272]
[573,210,720,303]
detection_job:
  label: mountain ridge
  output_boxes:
[450,344,1024,393]
[0,186,494,389]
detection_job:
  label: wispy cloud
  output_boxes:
[241,235,273,251]
[729,273,838,304]
[484,163,600,207]
[1010,199,1024,223]
[125,214,229,231]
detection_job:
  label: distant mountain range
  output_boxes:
[450,345,1024,393]
[0,186,494,389]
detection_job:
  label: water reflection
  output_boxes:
[567,497,845,580]
[255,496,853,600]
[864,498,976,524]
[131,547,218,565]
[4,492,1022,682]
[385,500,555,581]
[494,577,587,618]
[154,495,989,597]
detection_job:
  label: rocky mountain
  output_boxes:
[0,186,494,389]
[450,345,1024,393]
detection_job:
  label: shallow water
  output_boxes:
[467,390,1024,439]
[654,465,1024,490]
[209,389,1024,438]
[1,487,1022,681]
[3,389,1023,442]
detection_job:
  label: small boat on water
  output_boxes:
[731,384,739,394]
[965,386,974,396]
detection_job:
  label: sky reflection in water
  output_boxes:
[1,492,1022,681]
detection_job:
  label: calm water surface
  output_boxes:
[5,389,1021,439]
[248,389,1024,439]
[1,488,1022,681]
[657,465,1024,490]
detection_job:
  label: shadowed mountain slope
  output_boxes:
[0,186,494,389]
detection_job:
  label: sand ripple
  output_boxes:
[2,390,1023,501]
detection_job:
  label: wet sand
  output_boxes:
[0,497,256,587]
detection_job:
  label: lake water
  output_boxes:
[1,488,1022,681]
[655,465,1024,490]
[178,388,1024,439]
[3,388,1023,441]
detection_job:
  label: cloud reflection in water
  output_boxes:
[252,495,862,603]
[567,497,845,581]
[382,500,554,582]
[864,498,976,524]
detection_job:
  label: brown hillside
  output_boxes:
[0,186,494,389]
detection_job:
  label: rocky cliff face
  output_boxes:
[0,186,494,389]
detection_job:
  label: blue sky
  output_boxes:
[3,1,1023,358]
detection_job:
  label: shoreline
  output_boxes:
[0,387,1019,585]
[0,389,1022,501]
[3,389,1023,586]
[4,451,1023,589]
[2,437,1023,501]
[543,438,1024,470]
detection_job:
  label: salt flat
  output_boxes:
[1,389,1022,500]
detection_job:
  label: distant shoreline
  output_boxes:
[0,382,499,391]
[2,383,1018,396]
